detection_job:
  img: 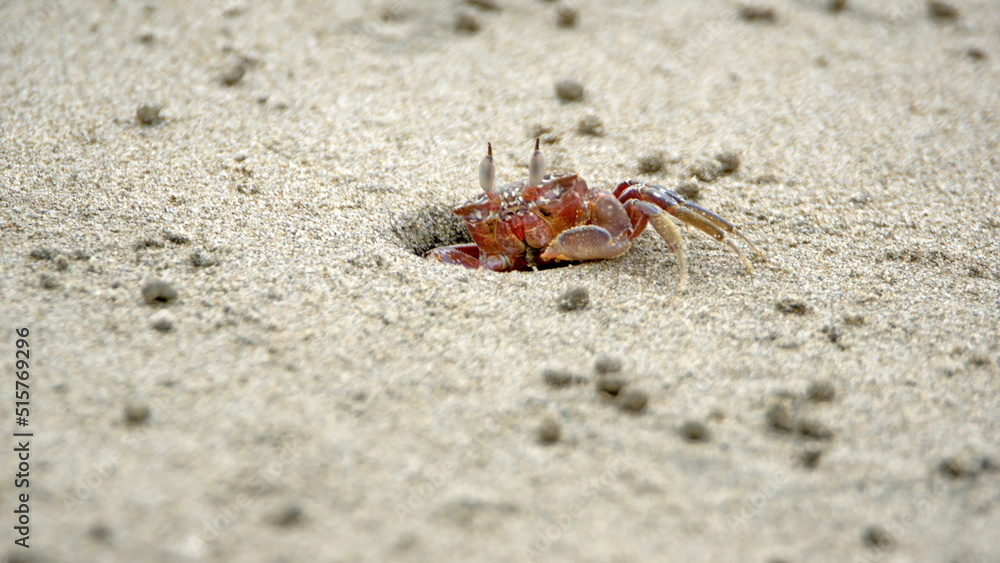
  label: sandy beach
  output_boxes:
[1,0,998,561]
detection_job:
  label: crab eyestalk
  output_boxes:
[528,138,546,187]
[479,142,496,194]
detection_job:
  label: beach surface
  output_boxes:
[1,0,998,561]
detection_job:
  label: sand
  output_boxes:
[1,0,998,561]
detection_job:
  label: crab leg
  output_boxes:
[669,206,754,274]
[626,200,688,293]
[425,244,523,271]
[616,181,761,275]
[682,201,764,260]
[425,244,483,269]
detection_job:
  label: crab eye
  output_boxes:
[528,138,546,187]
[479,142,496,194]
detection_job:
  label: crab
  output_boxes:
[425,140,763,291]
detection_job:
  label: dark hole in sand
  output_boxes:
[392,203,471,257]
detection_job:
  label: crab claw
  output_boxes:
[539,192,633,262]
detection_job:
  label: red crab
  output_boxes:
[425,140,762,291]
